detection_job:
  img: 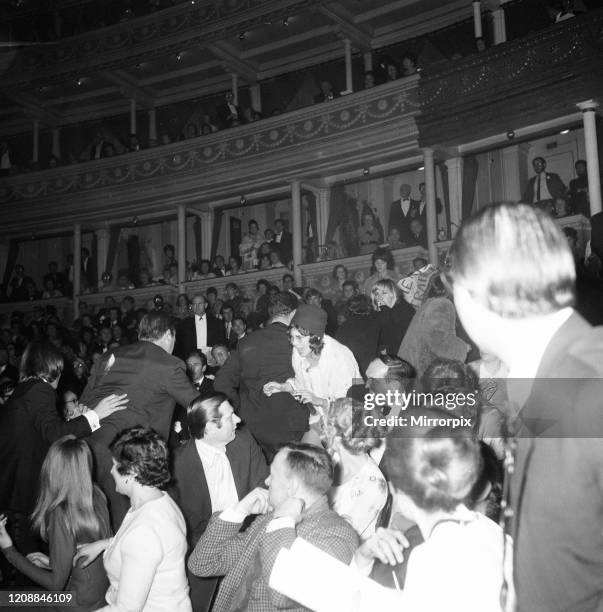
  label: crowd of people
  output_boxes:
[1,200,602,611]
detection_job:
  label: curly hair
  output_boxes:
[370,247,396,274]
[110,427,171,489]
[288,323,324,355]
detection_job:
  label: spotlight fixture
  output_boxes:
[362,168,369,176]
[560,129,570,135]
[240,195,246,205]
[238,32,246,40]
[506,130,515,140]
[283,17,289,26]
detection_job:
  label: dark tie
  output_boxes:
[536,175,541,201]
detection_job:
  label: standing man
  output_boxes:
[80,312,198,528]
[389,183,420,244]
[273,219,293,265]
[568,159,590,216]
[448,202,603,612]
[214,292,307,460]
[81,247,97,292]
[522,156,566,211]
[173,293,226,361]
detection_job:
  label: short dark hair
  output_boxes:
[187,393,228,439]
[138,312,176,341]
[248,219,258,229]
[256,278,269,291]
[342,279,358,292]
[371,247,395,272]
[111,427,171,489]
[347,294,373,316]
[383,414,481,512]
[269,292,298,317]
[304,288,322,302]
[281,442,334,495]
[19,341,64,384]
[187,349,208,368]
[206,287,217,297]
[282,273,294,283]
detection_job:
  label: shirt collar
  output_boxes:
[195,314,206,321]
[195,438,227,463]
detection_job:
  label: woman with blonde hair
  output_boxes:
[0,436,111,610]
[371,279,415,355]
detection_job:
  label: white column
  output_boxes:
[363,52,373,73]
[491,8,507,44]
[200,210,214,259]
[445,158,464,236]
[95,228,110,286]
[73,223,82,299]
[472,1,483,38]
[129,99,137,135]
[344,39,353,93]
[501,144,530,202]
[177,205,187,291]
[291,179,303,285]
[577,100,602,215]
[32,119,39,163]
[250,83,262,113]
[423,148,439,265]
[231,73,239,107]
[148,108,157,142]
[51,127,61,159]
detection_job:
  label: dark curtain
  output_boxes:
[437,162,451,238]
[210,208,224,261]
[325,184,360,257]
[193,216,203,264]
[461,155,479,220]
[302,190,318,263]
[127,235,140,284]
[105,226,122,279]
[1,239,19,300]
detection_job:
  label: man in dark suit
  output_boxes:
[173,293,227,361]
[449,202,603,612]
[187,443,358,612]
[80,312,198,528]
[216,91,241,129]
[389,183,421,244]
[568,159,590,216]
[214,292,308,461]
[171,393,268,612]
[522,156,566,211]
[9,265,34,302]
[273,218,293,264]
[81,247,97,292]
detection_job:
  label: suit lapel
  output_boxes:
[183,441,211,512]
[226,435,246,500]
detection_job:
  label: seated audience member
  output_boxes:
[0,436,111,608]
[209,344,230,376]
[239,220,262,271]
[264,304,360,445]
[212,255,228,277]
[335,295,380,378]
[328,264,349,300]
[362,247,403,295]
[408,218,427,247]
[264,228,275,243]
[231,317,247,348]
[364,70,376,89]
[186,350,214,396]
[324,398,388,541]
[258,254,272,270]
[171,394,268,612]
[398,275,469,378]
[0,342,126,564]
[223,283,243,315]
[314,80,338,103]
[412,257,428,272]
[214,292,308,461]
[269,250,286,268]
[257,241,273,263]
[335,279,360,312]
[386,227,404,250]
[227,255,243,276]
[188,443,358,611]
[554,197,569,217]
[196,260,216,280]
[174,293,191,319]
[385,60,399,81]
[353,418,513,611]
[358,212,383,255]
[304,288,338,335]
[282,273,303,302]
[221,305,235,345]
[372,279,416,356]
[401,54,418,76]
[75,428,191,612]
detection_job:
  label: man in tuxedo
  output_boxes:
[81,247,97,292]
[187,350,214,397]
[214,292,307,460]
[217,91,241,129]
[522,156,566,211]
[449,202,603,612]
[273,219,293,264]
[174,293,227,361]
[187,442,358,612]
[389,183,420,244]
[80,312,198,528]
[171,393,268,612]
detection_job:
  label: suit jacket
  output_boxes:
[81,256,97,290]
[274,231,293,263]
[511,312,603,612]
[217,102,241,129]
[9,276,34,301]
[187,495,358,612]
[388,198,421,244]
[170,428,268,551]
[522,172,566,203]
[214,322,309,444]
[335,313,381,377]
[80,340,197,447]
[0,379,91,516]
[173,315,227,361]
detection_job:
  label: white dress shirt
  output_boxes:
[195,314,208,349]
[400,198,411,216]
[533,173,552,201]
[194,439,238,512]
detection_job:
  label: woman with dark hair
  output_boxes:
[75,427,191,611]
[371,279,415,356]
[401,54,418,76]
[0,342,126,568]
[335,294,380,377]
[324,398,388,541]
[0,436,111,610]
[354,416,513,610]
[362,247,403,295]
[174,293,191,318]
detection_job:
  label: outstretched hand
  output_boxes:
[93,394,129,421]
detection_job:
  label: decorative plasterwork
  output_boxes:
[0,79,419,206]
